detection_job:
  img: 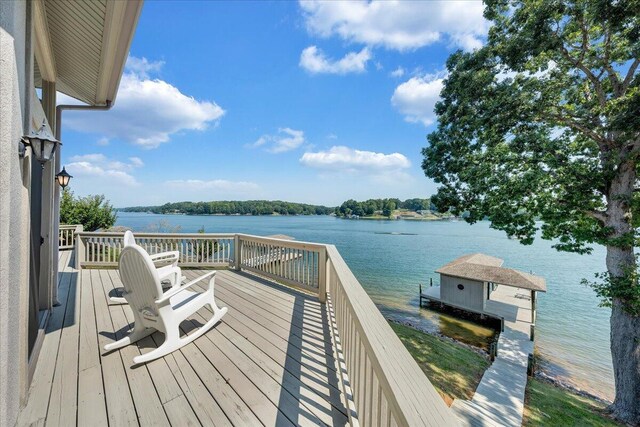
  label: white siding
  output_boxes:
[440,275,486,312]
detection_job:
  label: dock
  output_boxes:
[421,284,535,426]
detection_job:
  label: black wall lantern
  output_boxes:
[55,167,72,188]
[21,120,61,167]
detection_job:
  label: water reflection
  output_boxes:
[376,299,498,350]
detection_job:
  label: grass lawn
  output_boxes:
[523,378,623,427]
[389,322,489,406]
[391,321,621,425]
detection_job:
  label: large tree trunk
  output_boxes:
[605,159,640,425]
[608,296,640,424]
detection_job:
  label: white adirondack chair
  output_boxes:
[104,244,227,364]
[110,230,182,303]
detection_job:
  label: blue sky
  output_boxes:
[59,1,488,207]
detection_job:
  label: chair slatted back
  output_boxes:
[118,245,164,314]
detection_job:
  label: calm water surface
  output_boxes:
[116,212,612,400]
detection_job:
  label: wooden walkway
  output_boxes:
[451,286,534,427]
[17,250,349,426]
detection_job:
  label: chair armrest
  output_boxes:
[155,270,216,304]
[150,251,179,266]
[150,250,179,261]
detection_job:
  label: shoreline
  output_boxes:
[387,317,612,405]
[119,211,457,221]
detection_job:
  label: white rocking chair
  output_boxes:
[110,230,182,304]
[104,244,227,364]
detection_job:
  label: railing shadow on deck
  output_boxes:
[244,273,349,426]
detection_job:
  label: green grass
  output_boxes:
[391,321,621,424]
[389,322,489,405]
[523,378,622,427]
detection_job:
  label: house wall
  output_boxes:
[0,2,33,426]
[440,275,486,312]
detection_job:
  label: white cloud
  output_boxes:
[391,73,445,126]
[96,137,109,146]
[248,128,306,153]
[66,153,143,186]
[125,56,165,79]
[166,179,260,193]
[300,45,371,74]
[69,153,107,163]
[390,67,405,78]
[62,56,225,149]
[129,157,144,168]
[300,146,410,173]
[299,0,488,51]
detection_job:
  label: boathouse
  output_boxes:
[421,253,546,325]
[421,255,547,426]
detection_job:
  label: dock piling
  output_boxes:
[527,353,535,376]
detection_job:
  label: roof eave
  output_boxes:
[33,0,56,82]
[94,0,143,106]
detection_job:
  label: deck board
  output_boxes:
[18,252,348,426]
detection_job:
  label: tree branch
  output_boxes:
[560,46,607,107]
[601,26,621,95]
[586,210,608,224]
[622,59,640,93]
[579,10,589,63]
[541,111,606,147]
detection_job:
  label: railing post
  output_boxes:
[531,290,536,324]
[318,247,327,303]
[530,323,535,341]
[233,234,241,270]
[75,228,85,270]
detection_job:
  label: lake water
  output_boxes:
[116,212,613,400]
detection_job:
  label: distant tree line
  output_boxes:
[335,198,436,218]
[122,200,334,216]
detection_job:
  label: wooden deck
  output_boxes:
[17,250,349,426]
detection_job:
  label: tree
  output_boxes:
[422,1,639,422]
[382,201,395,218]
[60,188,117,232]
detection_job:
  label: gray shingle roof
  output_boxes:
[436,253,546,292]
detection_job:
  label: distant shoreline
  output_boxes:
[352,216,449,221]
[117,211,329,217]
[119,211,457,221]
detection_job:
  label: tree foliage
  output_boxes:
[124,200,333,216]
[423,0,638,282]
[335,198,435,217]
[422,0,639,421]
[60,188,117,231]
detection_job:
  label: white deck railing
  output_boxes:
[74,231,456,426]
[325,245,455,426]
[59,224,83,250]
[237,234,326,295]
[75,232,235,268]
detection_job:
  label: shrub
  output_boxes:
[60,188,117,231]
